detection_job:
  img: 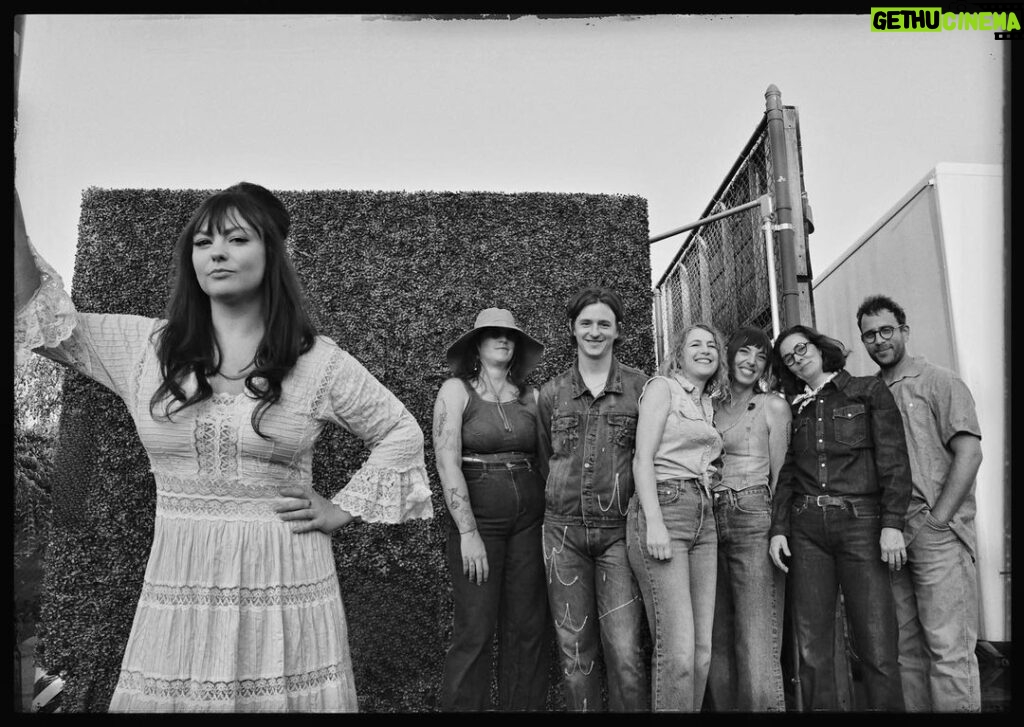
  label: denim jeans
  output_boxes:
[789,494,904,711]
[626,478,718,712]
[892,514,981,712]
[542,518,648,712]
[706,484,786,712]
[440,459,550,711]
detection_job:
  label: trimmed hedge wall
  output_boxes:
[38,187,655,712]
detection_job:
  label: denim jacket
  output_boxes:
[770,369,913,537]
[537,357,648,527]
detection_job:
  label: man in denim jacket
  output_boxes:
[536,287,649,712]
[857,295,984,712]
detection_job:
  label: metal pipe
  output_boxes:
[648,198,761,245]
[762,216,781,340]
[764,84,803,327]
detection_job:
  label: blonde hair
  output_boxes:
[661,322,730,400]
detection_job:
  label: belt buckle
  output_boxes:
[815,494,830,507]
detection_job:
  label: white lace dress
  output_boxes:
[14,245,434,712]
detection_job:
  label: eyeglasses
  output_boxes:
[781,341,813,368]
[860,325,903,344]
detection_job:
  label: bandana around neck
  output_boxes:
[791,371,838,413]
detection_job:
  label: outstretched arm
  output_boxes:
[15,189,42,309]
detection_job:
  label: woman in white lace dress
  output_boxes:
[13,183,434,712]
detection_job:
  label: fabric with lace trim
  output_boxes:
[14,243,433,712]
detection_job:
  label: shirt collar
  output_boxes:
[570,357,623,399]
[877,354,926,385]
[670,372,698,394]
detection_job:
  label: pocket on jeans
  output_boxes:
[735,488,771,515]
[655,482,680,505]
[849,500,881,519]
[461,467,486,487]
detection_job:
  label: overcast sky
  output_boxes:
[13,14,1007,291]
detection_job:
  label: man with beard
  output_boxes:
[856,294,984,713]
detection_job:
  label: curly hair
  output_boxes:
[855,293,907,329]
[661,322,730,399]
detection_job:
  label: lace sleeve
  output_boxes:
[14,238,77,368]
[317,348,434,524]
[14,237,160,402]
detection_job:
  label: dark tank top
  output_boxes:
[460,379,538,456]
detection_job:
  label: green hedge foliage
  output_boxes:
[38,186,655,712]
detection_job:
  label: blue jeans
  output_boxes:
[440,458,550,711]
[706,485,786,712]
[789,494,904,711]
[627,478,718,712]
[542,518,648,712]
[892,514,981,712]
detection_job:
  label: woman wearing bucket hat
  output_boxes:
[433,308,551,711]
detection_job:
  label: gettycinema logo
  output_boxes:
[871,4,1022,37]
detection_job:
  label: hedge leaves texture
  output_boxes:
[39,187,654,711]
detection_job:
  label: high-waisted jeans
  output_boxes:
[440,454,550,711]
[627,478,718,712]
[788,493,904,711]
[706,484,786,712]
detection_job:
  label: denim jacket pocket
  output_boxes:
[551,413,579,457]
[607,413,638,449]
[833,404,869,447]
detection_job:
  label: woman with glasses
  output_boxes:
[768,324,912,711]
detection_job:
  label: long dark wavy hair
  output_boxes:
[149,182,316,437]
[771,324,849,397]
[450,328,530,399]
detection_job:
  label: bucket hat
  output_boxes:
[445,308,544,376]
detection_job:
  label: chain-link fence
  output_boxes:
[653,104,813,367]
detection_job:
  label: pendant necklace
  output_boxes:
[481,369,514,432]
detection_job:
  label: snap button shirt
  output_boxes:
[769,369,913,538]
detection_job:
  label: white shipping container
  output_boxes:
[812,163,1008,643]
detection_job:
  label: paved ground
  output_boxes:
[15,636,1009,712]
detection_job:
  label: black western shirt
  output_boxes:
[770,369,913,537]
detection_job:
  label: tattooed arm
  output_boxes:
[433,378,489,584]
